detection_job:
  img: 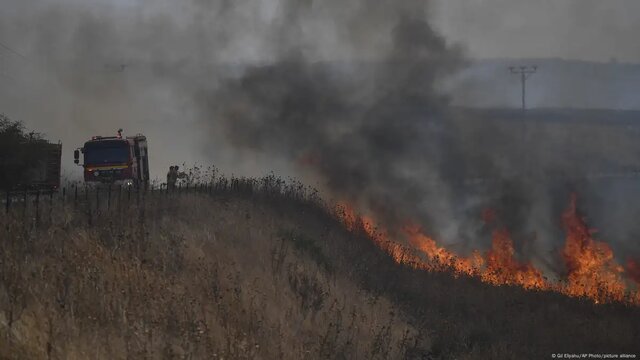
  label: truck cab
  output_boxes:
[75,130,149,188]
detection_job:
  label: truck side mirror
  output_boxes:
[74,149,80,164]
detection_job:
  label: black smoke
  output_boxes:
[201,14,470,238]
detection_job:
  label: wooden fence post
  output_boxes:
[35,190,40,225]
[22,188,27,218]
[4,190,9,214]
[107,184,112,211]
[49,190,54,224]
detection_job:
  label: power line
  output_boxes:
[0,40,26,59]
[509,65,537,111]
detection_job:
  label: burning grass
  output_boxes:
[560,194,629,303]
[336,194,640,305]
[0,176,639,358]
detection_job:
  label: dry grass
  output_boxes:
[0,185,423,359]
[1,178,639,359]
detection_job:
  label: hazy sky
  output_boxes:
[431,0,640,62]
[2,0,639,62]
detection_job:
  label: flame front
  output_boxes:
[560,194,627,302]
[335,194,640,305]
[404,224,484,275]
[482,228,547,290]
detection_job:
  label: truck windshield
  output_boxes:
[84,141,129,165]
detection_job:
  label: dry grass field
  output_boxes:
[1,177,639,359]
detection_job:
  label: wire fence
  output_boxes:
[1,176,326,228]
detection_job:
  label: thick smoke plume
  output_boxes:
[205,13,466,237]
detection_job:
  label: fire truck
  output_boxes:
[74,129,150,188]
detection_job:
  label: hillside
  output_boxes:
[1,178,639,359]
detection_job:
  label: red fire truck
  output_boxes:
[74,129,150,188]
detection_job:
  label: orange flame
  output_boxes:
[334,194,640,305]
[336,201,358,231]
[482,228,547,290]
[560,194,627,302]
[404,224,484,275]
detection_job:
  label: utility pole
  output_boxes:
[509,65,537,111]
